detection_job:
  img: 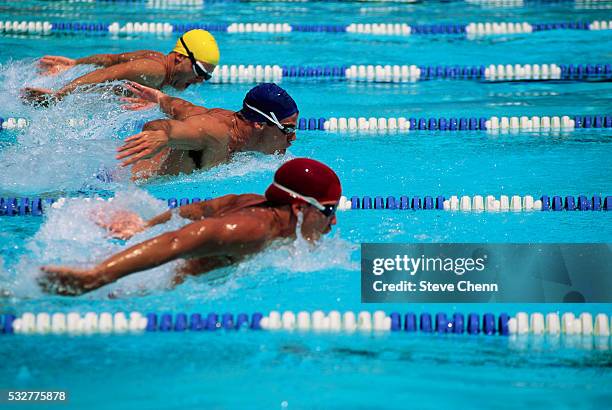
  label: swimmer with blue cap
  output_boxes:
[22,29,219,105]
[39,158,341,296]
[115,82,299,180]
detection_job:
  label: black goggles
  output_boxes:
[319,203,338,217]
[278,123,297,135]
[180,37,213,81]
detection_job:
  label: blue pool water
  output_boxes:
[1,0,612,408]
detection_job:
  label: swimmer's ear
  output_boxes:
[290,203,307,216]
[253,122,266,130]
[173,53,188,65]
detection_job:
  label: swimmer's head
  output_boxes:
[170,29,219,89]
[265,158,341,240]
[173,29,220,65]
[240,83,299,154]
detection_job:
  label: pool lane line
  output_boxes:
[314,115,612,132]
[1,195,610,216]
[2,63,610,89]
[60,0,612,9]
[208,63,611,83]
[3,115,612,133]
[2,311,610,337]
[1,20,611,37]
[346,195,612,212]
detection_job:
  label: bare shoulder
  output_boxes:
[216,193,266,206]
[201,193,266,217]
[182,109,236,139]
[128,50,165,61]
[211,207,280,237]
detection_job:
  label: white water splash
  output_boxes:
[0,58,95,110]
[0,60,159,194]
[8,187,188,298]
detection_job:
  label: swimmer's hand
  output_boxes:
[38,55,76,76]
[120,81,164,111]
[20,87,57,107]
[120,97,158,111]
[39,266,102,296]
[116,129,169,167]
[94,210,146,240]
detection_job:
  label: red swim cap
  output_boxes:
[265,158,342,205]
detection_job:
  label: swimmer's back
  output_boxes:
[203,193,268,218]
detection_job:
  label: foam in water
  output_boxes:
[0,58,95,110]
[0,60,160,195]
[8,187,187,298]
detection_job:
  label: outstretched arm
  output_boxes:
[40,214,272,295]
[116,115,216,166]
[39,51,159,75]
[23,60,166,104]
[121,82,203,120]
[54,59,166,98]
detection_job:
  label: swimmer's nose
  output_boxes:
[331,215,337,225]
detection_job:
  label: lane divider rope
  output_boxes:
[317,115,612,133]
[2,311,610,337]
[3,115,612,133]
[1,194,610,216]
[209,63,612,83]
[344,195,612,212]
[1,20,610,36]
[0,62,608,90]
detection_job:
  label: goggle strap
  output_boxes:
[179,37,195,60]
[272,182,325,211]
[180,36,212,78]
[244,102,283,129]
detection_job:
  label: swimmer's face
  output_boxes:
[172,55,216,90]
[256,113,298,155]
[293,200,338,242]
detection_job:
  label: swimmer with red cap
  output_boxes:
[40,158,341,296]
[115,82,299,180]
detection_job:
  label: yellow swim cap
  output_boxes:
[173,29,220,66]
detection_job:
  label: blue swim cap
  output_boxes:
[241,83,298,123]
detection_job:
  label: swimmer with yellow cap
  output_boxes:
[22,29,219,106]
